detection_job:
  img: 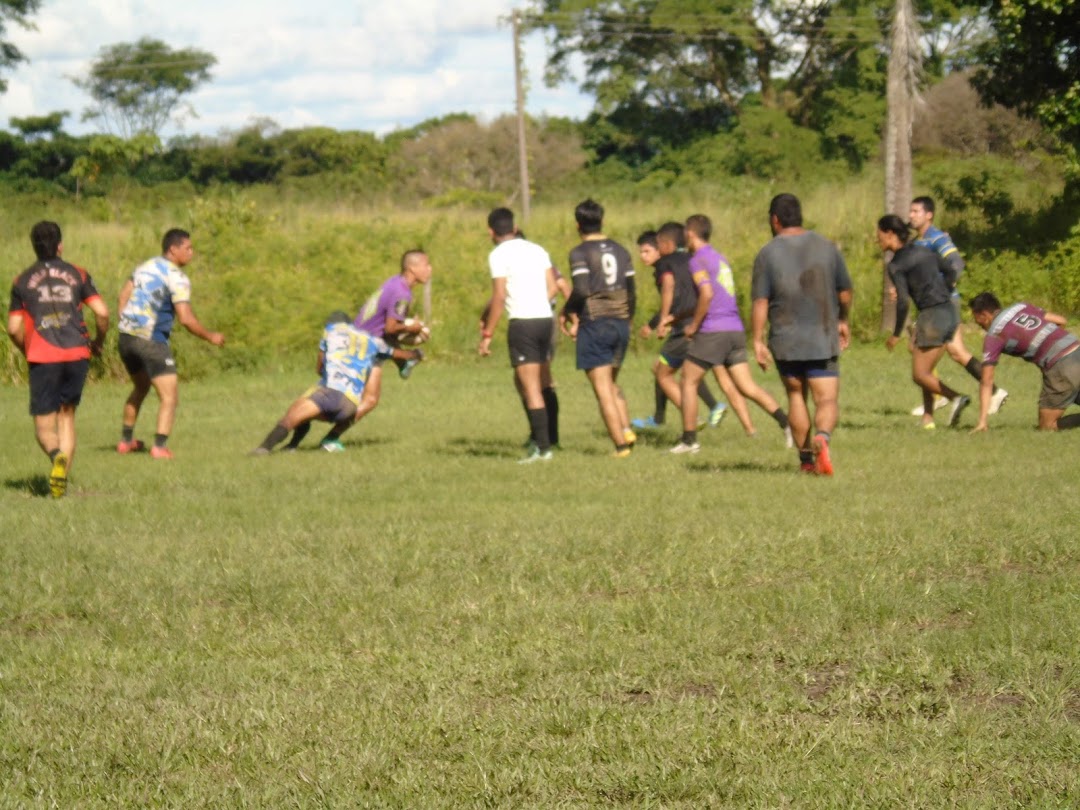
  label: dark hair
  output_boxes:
[636,230,658,248]
[400,248,426,273]
[657,221,686,248]
[30,221,62,260]
[487,207,515,237]
[326,310,350,326]
[162,228,191,254]
[969,292,1002,314]
[911,196,935,215]
[769,194,802,228]
[684,215,711,243]
[574,198,604,235]
[877,214,912,244]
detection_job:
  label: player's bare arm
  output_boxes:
[751,297,771,371]
[972,365,996,433]
[6,312,26,355]
[479,277,507,356]
[837,289,853,351]
[685,277,712,339]
[87,297,109,356]
[117,279,134,313]
[657,274,676,338]
[175,301,225,347]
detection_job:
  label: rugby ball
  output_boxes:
[398,320,431,346]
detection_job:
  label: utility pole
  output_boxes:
[513,9,531,223]
[882,0,921,333]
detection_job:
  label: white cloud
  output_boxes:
[0,0,593,138]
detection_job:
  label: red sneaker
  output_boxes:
[799,462,815,474]
[116,439,145,454]
[812,435,833,476]
[150,446,174,460]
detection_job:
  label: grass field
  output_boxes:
[1,340,1078,806]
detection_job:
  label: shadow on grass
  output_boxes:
[441,437,519,459]
[4,475,50,497]
[684,460,793,475]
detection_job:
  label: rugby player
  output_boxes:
[7,221,109,497]
[671,214,790,453]
[879,214,970,429]
[969,292,1080,431]
[116,229,224,460]
[560,199,637,457]
[751,194,853,475]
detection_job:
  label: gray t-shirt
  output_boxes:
[751,231,852,361]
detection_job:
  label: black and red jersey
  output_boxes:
[9,259,102,363]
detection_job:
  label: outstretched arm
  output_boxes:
[175,301,225,347]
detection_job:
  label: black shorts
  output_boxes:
[687,331,748,369]
[507,317,554,367]
[119,333,176,379]
[576,318,629,371]
[28,360,89,415]
[776,357,840,379]
[659,333,690,370]
[306,386,359,423]
[914,303,959,349]
[1040,350,1080,411]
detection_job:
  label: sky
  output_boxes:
[0,0,593,140]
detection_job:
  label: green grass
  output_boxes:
[2,341,1078,806]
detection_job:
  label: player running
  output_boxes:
[878,214,970,429]
[671,214,790,453]
[7,221,110,497]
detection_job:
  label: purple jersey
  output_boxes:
[354,274,412,338]
[690,244,743,333]
[982,303,1079,369]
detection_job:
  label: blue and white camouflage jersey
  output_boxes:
[118,257,192,343]
[320,323,393,404]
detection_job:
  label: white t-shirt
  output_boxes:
[488,238,554,320]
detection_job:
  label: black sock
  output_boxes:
[542,387,559,446]
[681,430,697,445]
[527,408,550,452]
[154,433,168,449]
[48,448,60,461]
[698,380,717,410]
[322,426,344,443]
[771,408,789,429]
[122,425,134,442]
[285,422,311,449]
[653,380,667,423]
[260,424,290,451]
[799,450,813,465]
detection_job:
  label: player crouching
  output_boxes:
[251,311,421,455]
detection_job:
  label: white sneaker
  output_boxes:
[669,441,701,454]
[988,387,1009,415]
[947,395,971,427]
[911,396,950,416]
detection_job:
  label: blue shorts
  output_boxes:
[576,318,629,371]
[776,357,839,380]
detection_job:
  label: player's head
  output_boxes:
[656,221,685,255]
[684,215,711,245]
[636,230,660,266]
[768,194,802,231]
[969,291,1002,329]
[30,221,62,260]
[325,310,350,327]
[876,214,911,250]
[401,249,432,284]
[574,198,604,235]
[162,228,193,266]
[487,207,515,238]
[909,196,935,233]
